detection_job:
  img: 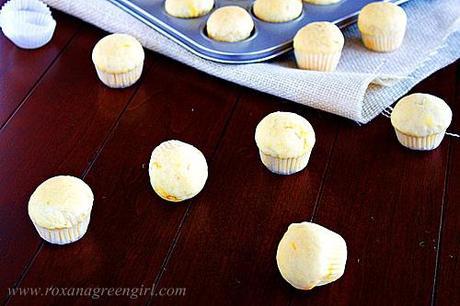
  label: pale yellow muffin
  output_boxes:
[206,6,254,42]
[28,176,94,245]
[276,222,347,290]
[149,140,208,202]
[92,33,145,88]
[390,93,452,151]
[358,2,407,52]
[255,112,315,175]
[165,0,214,18]
[293,22,344,71]
[304,0,341,5]
[253,0,303,23]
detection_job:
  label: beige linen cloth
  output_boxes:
[43,0,460,123]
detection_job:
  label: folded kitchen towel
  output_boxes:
[42,0,460,123]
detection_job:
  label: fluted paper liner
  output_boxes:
[0,0,56,49]
[95,64,143,88]
[361,32,405,52]
[294,51,342,72]
[32,217,91,245]
[394,129,446,151]
[259,149,312,175]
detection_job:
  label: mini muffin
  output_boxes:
[149,140,208,202]
[92,33,145,88]
[206,6,254,42]
[255,112,315,175]
[165,0,214,18]
[358,2,407,52]
[253,0,303,23]
[293,22,344,71]
[28,175,94,245]
[304,0,341,4]
[390,93,452,151]
[276,222,347,290]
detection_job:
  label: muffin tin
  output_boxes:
[108,0,409,64]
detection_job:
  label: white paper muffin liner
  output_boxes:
[95,64,143,88]
[361,31,405,52]
[1,0,51,14]
[0,0,56,49]
[32,217,90,245]
[394,129,446,151]
[259,150,312,175]
[316,240,347,286]
[294,51,342,72]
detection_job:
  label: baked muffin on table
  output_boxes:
[253,0,303,23]
[358,2,407,52]
[92,33,144,88]
[293,21,344,71]
[28,176,94,245]
[276,222,347,290]
[390,93,452,151]
[149,140,208,202]
[255,112,316,175]
[304,0,341,4]
[165,0,214,18]
[206,6,254,42]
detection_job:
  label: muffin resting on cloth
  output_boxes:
[276,222,347,290]
[358,2,407,52]
[206,6,254,42]
[253,0,303,23]
[293,21,344,71]
[149,140,208,202]
[28,175,94,245]
[92,33,145,88]
[255,111,316,175]
[165,0,214,18]
[391,93,452,151]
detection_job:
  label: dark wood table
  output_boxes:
[1,8,459,306]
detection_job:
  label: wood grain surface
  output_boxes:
[0,8,458,306]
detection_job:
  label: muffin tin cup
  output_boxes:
[108,0,410,63]
[95,64,144,88]
[294,51,342,72]
[361,31,405,52]
[32,217,91,245]
[259,150,312,175]
[0,0,56,49]
[394,129,446,151]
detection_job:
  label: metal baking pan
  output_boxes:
[107,0,409,64]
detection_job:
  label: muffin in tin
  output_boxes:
[206,6,254,42]
[165,0,214,18]
[253,0,303,23]
[304,0,341,5]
